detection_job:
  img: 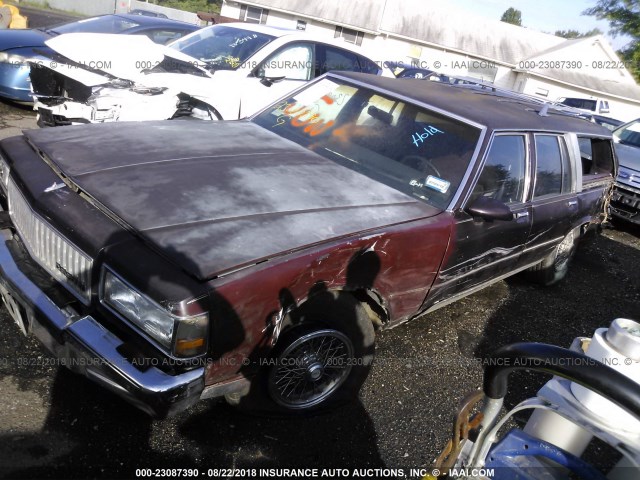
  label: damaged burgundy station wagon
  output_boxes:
[0,72,617,416]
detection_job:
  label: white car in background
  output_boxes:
[29,23,385,126]
[557,96,611,115]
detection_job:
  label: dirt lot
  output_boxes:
[0,211,638,479]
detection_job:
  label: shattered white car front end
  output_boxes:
[35,83,181,125]
[31,33,217,126]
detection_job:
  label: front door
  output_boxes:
[428,133,533,306]
[240,42,315,118]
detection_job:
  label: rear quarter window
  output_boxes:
[578,137,615,177]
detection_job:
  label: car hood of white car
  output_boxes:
[44,32,210,83]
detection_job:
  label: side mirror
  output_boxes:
[465,196,513,221]
[259,75,285,87]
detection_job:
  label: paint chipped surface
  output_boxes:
[25,121,439,280]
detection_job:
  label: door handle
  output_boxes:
[515,211,529,219]
[567,200,578,207]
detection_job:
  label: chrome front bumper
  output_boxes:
[0,230,205,418]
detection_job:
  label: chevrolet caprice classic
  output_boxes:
[0,72,617,416]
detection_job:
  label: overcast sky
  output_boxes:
[446,0,633,50]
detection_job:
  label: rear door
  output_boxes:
[519,133,578,267]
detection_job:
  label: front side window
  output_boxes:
[170,25,276,71]
[474,135,527,204]
[252,78,482,209]
[534,135,572,198]
[259,43,313,80]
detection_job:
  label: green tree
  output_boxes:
[555,28,603,38]
[500,7,522,26]
[583,0,640,82]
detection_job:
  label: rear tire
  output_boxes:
[527,228,578,286]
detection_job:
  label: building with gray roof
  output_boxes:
[221,0,640,120]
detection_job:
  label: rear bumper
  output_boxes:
[0,230,205,418]
[610,183,640,224]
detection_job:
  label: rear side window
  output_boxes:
[473,135,527,204]
[534,135,572,198]
[322,46,358,73]
[578,137,615,177]
[356,54,382,75]
[316,45,380,76]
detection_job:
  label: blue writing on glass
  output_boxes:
[412,125,444,148]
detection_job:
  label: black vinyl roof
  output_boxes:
[331,72,613,137]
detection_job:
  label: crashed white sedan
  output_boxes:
[29,23,384,126]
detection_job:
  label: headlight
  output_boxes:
[102,268,209,358]
[0,51,28,65]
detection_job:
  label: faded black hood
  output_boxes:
[24,121,440,279]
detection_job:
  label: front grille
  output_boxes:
[8,180,92,303]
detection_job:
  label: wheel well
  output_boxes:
[285,288,388,334]
[350,288,388,330]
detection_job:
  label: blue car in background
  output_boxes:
[0,14,199,103]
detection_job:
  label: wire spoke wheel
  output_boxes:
[268,329,355,409]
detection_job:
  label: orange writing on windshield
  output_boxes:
[279,94,336,136]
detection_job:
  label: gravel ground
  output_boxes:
[0,100,35,139]
[0,222,638,480]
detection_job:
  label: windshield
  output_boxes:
[613,119,640,148]
[252,78,482,209]
[170,25,276,71]
[48,16,142,35]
